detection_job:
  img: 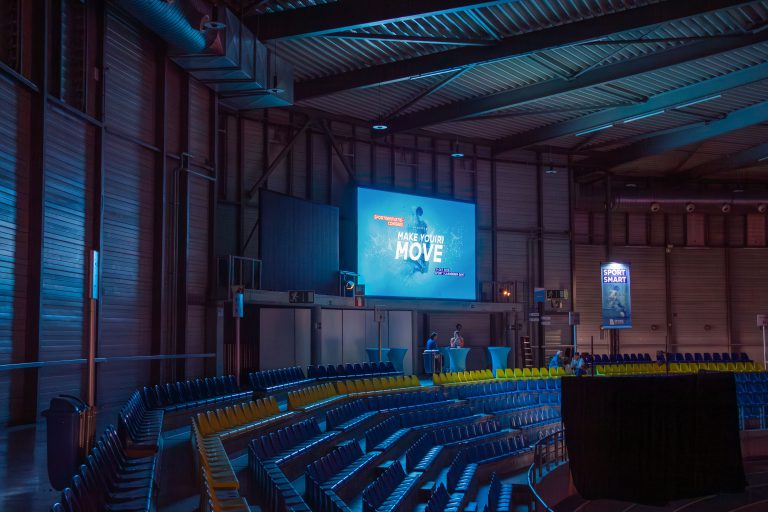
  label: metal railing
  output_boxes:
[217,255,261,298]
[0,353,215,372]
[528,429,568,512]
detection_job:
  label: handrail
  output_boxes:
[528,429,568,512]
[0,353,215,371]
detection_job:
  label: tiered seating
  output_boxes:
[446,436,528,493]
[596,361,762,376]
[326,399,379,430]
[193,421,240,491]
[287,382,343,411]
[249,366,315,394]
[736,372,768,428]
[433,369,494,385]
[588,353,652,365]
[452,379,558,400]
[508,409,560,431]
[50,425,158,512]
[335,375,420,395]
[365,417,404,452]
[118,391,163,456]
[194,396,296,441]
[305,441,379,509]
[484,472,512,512]
[141,375,250,413]
[405,433,444,473]
[425,483,465,512]
[362,461,420,512]
[250,418,339,467]
[308,361,402,380]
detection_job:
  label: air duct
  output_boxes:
[610,189,768,214]
[119,1,293,109]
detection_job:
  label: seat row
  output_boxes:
[362,461,420,512]
[194,396,294,441]
[405,433,444,473]
[250,418,338,466]
[141,375,250,413]
[736,372,768,383]
[249,367,315,394]
[433,369,495,385]
[117,391,163,457]
[456,379,559,399]
[431,420,504,448]
[471,394,542,414]
[586,353,652,364]
[494,367,566,380]
[335,375,420,395]
[446,436,528,493]
[598,361,763,375]
[192,420,241,495]
[50,425,157,512]
[658,352,752,363]
[248,441,312,512]
[484,472,513,512]
[425,483,465,512]
[508,408,560,429]
[365,389,447,412]
[305,441,378,510]
[287,382,341,411]
[308,361,401,380]
[325,399,379,431]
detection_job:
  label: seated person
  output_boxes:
[426,332,438,351]
[572,353,584,376]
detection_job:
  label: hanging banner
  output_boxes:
[601,262,632,329]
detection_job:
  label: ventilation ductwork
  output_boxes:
[610,189,768,214]
[118,1,293,109]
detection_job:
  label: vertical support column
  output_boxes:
[311,306,322,365]
[536,152,545,366]
[12,0,48,424]
[175,77,191,380]
[152,46,167,384]
[724,248,734,354]
[664,213,674,356]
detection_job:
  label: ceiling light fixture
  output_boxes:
[575,123,613,136]
[450,138,464,158]
[622,110,665,124]
[674,94,721,110]
[625,183,638,188]
[372,118,388,130]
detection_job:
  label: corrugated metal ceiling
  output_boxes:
[254,0,768,179]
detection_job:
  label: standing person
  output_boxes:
[548,350,562,370]
[572,353,584,376]
[451,328,465,348]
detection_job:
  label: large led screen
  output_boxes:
[357,187,476,300]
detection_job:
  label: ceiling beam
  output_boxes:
[322,32,495,47]
[494,61,768,153]
[294,0,754,100]
[383,32,768,134]
[680,142,768,179]
[576,100,768,175]
[251,0,516,41]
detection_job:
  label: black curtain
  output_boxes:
[561,373,745,504]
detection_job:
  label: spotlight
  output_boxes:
[685,203,695,213]
[721,203,731,214]
[545,166,557,174]
[202,20,226,31]
[372,117,388,130]
[345,280,355,291]
[650,202,661,213]
[450,138,464,158]
[625,183,637,188]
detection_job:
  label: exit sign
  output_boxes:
[289,290,314,304]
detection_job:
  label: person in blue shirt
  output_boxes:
[426,332,438,351]
[572,352,584,376]
[548,350,562,369]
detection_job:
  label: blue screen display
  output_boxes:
[357,187,476,300]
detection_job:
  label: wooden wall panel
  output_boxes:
[0,78,31,424]
[611,247,666,352]
[670,249,727,352]
[38,110,94,412]
[573,245,607,353]
[99,135,155,405]
[729,249,768,362]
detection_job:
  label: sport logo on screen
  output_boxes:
[358,188,476,300]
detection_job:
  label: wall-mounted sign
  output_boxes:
[534,287,546,303]
[601,262,632,330]
[289,290,315,304]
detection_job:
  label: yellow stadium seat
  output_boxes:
[514,368,523,379]
[736,362,746,372]
[726,362,736,372]
[496,369,504,378]
[745,362,756,372]
[505,368,515,379]
[556,367,565,376]
[522,368,532,379]
[531,368,540,378]
[539,368,550,378]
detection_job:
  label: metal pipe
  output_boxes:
[0,353,216,371]
[118,0,207,53]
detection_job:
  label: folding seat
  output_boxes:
[741,352,751,362]
[713,353,722,362]
[703,353,713,362]
[722,353,732,362]
[684,353,694,362]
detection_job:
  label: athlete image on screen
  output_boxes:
[607,285,627,318]
[411,206,429,274]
